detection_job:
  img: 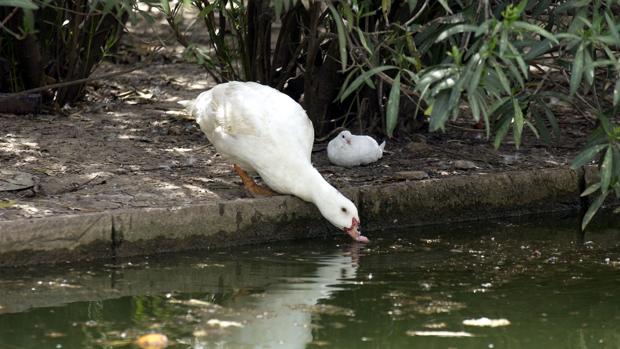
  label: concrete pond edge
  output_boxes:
[0,167,598,267]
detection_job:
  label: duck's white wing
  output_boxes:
[193,82,315,170]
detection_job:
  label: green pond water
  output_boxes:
[1,215,620,349]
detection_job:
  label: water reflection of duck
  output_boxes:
[228,251,359,348]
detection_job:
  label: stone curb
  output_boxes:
[0,167,585,267]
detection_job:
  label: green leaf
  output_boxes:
[583,49,594,87]
[614,79,620,107]
[523,39,555,60]
[467,92,481,122]
[327,3,348,72]
[581,192,607,230]
[494,114,512,149]
[437,0,453,14]
[21,8,34,33]
[534,113,551,143]
[570,44,584,95]
[512,21,559,44]
[571,144,607,169]
[581,182,601,197]
[605,12,620,43]
[160,0,170,15]
[599,112,613,136]
[493,63,512,95]
[466,55,484,94]
[507,42,529,78]
[542,104,560,136]
[524,119,539,139]
[435,24,480,43]
[512,98,524,148]
[407,0,417,12]
[381,0,391,16]
[386,73,401,138]
[429,90,451,131]
[600,146,613,193]
[0,0,37,9]
[339,66,397,101]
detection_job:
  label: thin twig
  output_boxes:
[0,66,141,102]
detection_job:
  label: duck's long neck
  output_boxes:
[290,163,339,204]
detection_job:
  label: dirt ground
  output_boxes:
[0,21,594,222]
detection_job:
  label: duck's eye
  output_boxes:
[341,207,347,213]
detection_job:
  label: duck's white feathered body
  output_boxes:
[191,82,368,242]
[192,81,314,197]
[327,130,385,167]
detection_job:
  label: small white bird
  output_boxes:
[327,130,386,167]
[190,81,369,243]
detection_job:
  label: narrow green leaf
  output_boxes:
[386,73,401,138]
[467,55,484,94]
[512,98,524,148]
[525,119,539,139]
[512,21,559,44]
[160,0,170,15]
[583,49,594,86]
[571,144,607,169]
[581,192,607,230]
[355,28,372,54]
[542,104,560,136]
[327,3,348,72]
[493,63,512,95]
[499,30,508,57]
[340,66,397,101]
[523,39,554,60]
[467,92,481,122]
[599,112,613,136]
[614,79,620,107]
[581,182,601,197]
[494,114,512,149]
[435,24,479,43]
[605,12,620,42]
[0,0,38,9]
[437,0,453,14]
[601,146,613,193]
[570,44,584,95]
[534,113,551,143]
[507,42,529,78]
[501,57,524,88]
[407,0,418,12]
[381,0,391,16]
[429,90,451,131]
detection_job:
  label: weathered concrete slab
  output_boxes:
[111,195,333,258]
[360,167,582,230]
[0,167,590,266]
[0,212,113,266]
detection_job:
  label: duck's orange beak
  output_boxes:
[344,218,369,243]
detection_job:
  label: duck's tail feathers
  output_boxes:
[177,99,197,120]
[378,140,386,158]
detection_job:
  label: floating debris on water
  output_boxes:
[135,333,169,349]
[207,319,244,328]
[406,330,475,337]
[423,322,447,329]
[290,304,356,317]
[463,317,511,327]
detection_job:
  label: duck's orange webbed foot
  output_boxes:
[233,164,277,197]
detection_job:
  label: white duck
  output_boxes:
[191,81,368,243]
[327,130,386,167]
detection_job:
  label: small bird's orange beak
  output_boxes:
[344,218,369,243]
[345,138,352,145]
